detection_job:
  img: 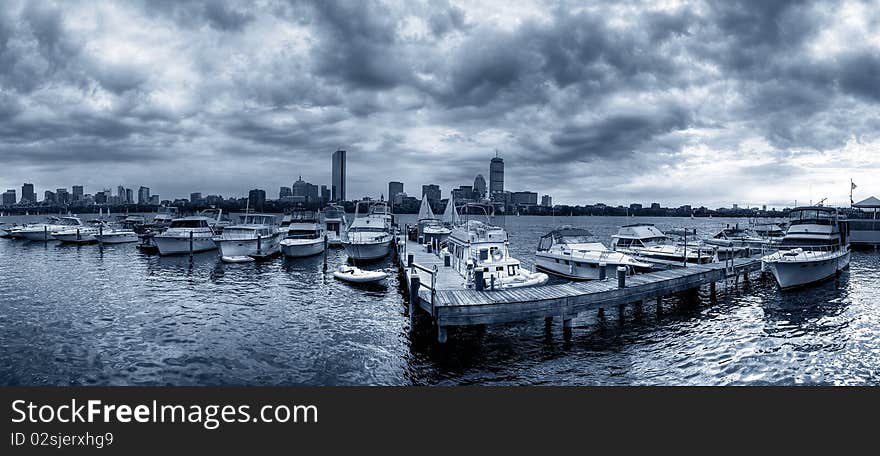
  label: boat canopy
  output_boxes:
[614,224,667,239]
[541,227,593,241]
[418,195,435,221]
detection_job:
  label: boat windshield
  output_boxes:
[238,215,275,225]
[169,219,207,228]
[789,209,834,225]
[59,218,81,226]
[350,226,387,233]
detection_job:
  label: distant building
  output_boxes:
[20,183,35,204]
[422,184,441,206]
[95,190,109,205]
[72,185,84,202]
[2,189,16,206]
[205,195,224,206]
[762,205,767,212]
[651,202,661,209]
[149,195,160,206]
[489,154,504,196]
[320,185,330,203]
[190,192,203,204]
[388,181,403,202]
[279,187,292,199]
[473,174,487,199]
[541,195,552,207]
[126,188,133,204]
[629,203,642,211]
[332,149,346,201]
[138,186,150,205]
[451,185,474,203]
[56,188,70,204]
[732,204,739,210]
[248,189,266,211]
[293,176,319,203]
[44,190,56,204]
[511,191,537,206]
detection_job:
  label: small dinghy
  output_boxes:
[222,255,255,263]
[333,265,388,283]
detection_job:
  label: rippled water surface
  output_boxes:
[1,215,878,385]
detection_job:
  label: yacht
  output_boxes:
[280,210,325,258]
[704,224,773,258]
[761,206,850,289]
[322,204,348,247]
[94,226,139,244]
[446,216,548,289]
[154,216,217,255]
[342,200,393,261]
[18,216,86,241]
[611,224,714,264]
[199,208,232,234]
[52,221,105,244]
[151,207,178,229]
[418,196,451,245]
[535,226,652,280]
[121,214,146,232]
[213,213,281,262]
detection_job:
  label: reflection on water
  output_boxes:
[0,215,878,385]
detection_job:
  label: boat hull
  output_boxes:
[95,232,139,244]
[326,232,344,247]
[343,240,391,261]
[154,235,217,255]
[534,254,649,280]
[20,229,59,241]
[216,234,281,259]
[763,250,850,289]
[53,231,98,243]
[281,239,325,258]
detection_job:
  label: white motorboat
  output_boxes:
[280,209,326,258]
[151,207,178,229]
[18,216,86,241]
[154,216,217,255]
[95,227,139,244]
[704,224,774,258]
[445,206,548,289]
[52,222,104,243]
[342,200,394,262]
[333,265,388,284]
[535,226,653,280]
[417,196,451,246]
[199,208,232,234]
[611,224,714,264]
[213,213,281,261]
[761,206,850,289]
[323,204,348,247]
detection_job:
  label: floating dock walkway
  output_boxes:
[396,236,763,343]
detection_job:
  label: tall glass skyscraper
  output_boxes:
[332,150,346,201]
[489,154,504,196]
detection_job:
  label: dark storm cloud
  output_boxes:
[1,0,879,205]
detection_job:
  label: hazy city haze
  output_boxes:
[0,0,878,207]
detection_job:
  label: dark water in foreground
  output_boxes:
[1,215,878,385]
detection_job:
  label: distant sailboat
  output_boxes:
[441,198,460,226]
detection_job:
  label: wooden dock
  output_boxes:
[395,236,763,343]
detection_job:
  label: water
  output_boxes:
[1,215,878,385]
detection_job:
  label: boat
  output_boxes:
[445,205,548,289]
[150,207,178,229]
[18,216,86,241]
[199,208,232,234]
[213,213,281,261]
[610,224,715,264]
[423,198,453,246]
[322,204,348,247]
[535,226,653,280]
[333,265,388,284]
[280,209,325,258]
[761,206,850,289]
[95,226,139,244]
[154,216,217,255]
[342,200,394,262]
[52,222,104,244]
[704,224,774,258]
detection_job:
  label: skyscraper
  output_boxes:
[126,188,133,204]
[388,181,403,201]
[422,184,441,206]
[138,186,150,205]
[489,154,504,196]
[473,174,487,199]
[72,185,84,202]
[541,195,552,207]
[117,186,126,201]
[248,189,266,210]
[2,189,16,206]
[44,190,56,204]
[279,187,292,199]
[56,188,70,204]
[332,150,346,201]
[190,192,202,204]
[20,183,35,204]
[320,185,330,203]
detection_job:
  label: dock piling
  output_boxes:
[189,231,194,256]
[599,262,607,280]
[407,253,414,268]
[474,269,484,291]
[617,266,627,288]
[323,234,328,272]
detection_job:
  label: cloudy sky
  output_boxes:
[1,0,879,208]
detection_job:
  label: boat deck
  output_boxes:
[396,236,763,343]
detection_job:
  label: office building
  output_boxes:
[422,184,441,206]
[72,186,84,202]
[126,188,133,204]
[56,188,70,204]
[511,191,537,206]
[388,181,403,202]
[2,189,16,206]
[138,186,150,205]
[489,154,504,195]
[190,192,203,204]
[248,189,266,210]
[44,190,56,204]
[279,187,292,199]
[332,149,346,201]
[320,185,330,203]
[20,183,35,204]
[473,174,487,199]
[541,195,552,207]
[451,185,474,203]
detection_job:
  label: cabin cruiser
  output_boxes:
[342,200,393,261]
[446,218,548,289]
[704,224,773,258]
[322,204,348,247]
[280,210,325,258]
[199,208,232,234]
[94,226,139,244]
[750,219,786,241]
[213,213,281,262]
[18,216,86,241]
[154,217,217,255]
[611,224,715,264]
[121,214,146,232]
[151,207,178,229]
[761,206,850,289]
[535,226,652,280]
[418,196,451,245]
[52,221,106,244]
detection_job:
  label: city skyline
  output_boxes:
[1,1,879,208]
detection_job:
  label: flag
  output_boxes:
[852,182,858,190]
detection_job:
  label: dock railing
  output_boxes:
[410,262,438,312]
